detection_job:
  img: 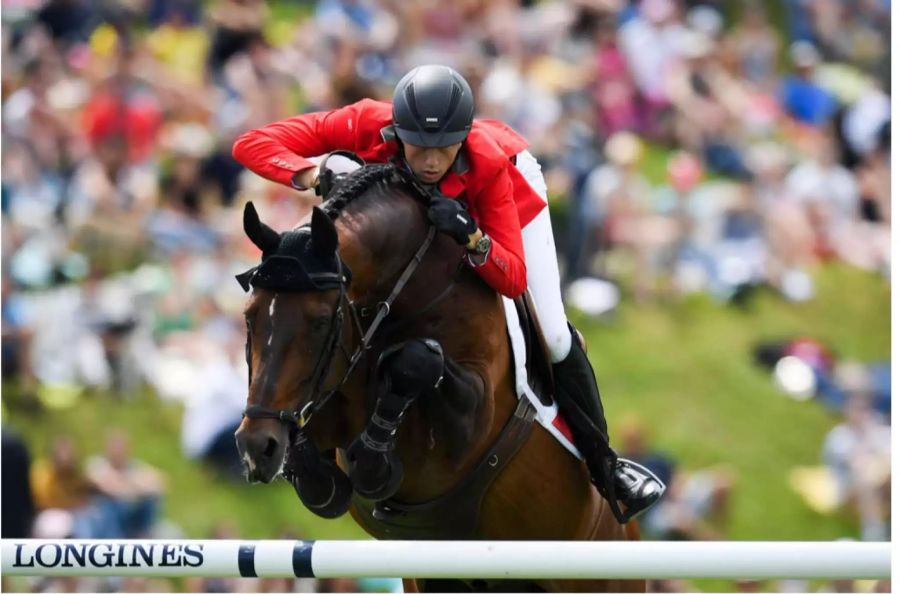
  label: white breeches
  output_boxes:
[515,150,572,363]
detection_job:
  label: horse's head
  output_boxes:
[234,202,350,483]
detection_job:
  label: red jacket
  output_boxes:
[232,99,547,298]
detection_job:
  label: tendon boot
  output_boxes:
[283,430,353,519]
[346,338,445,500]
[552,324,665,523]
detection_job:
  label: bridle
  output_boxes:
[241,226,439,431]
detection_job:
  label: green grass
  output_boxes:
[4,390,366,541]
[3,265,888,591]
[584,264,888,541]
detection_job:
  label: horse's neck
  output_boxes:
[376,272,515,501]
[330,200,517,501]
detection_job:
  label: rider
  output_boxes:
[232,64,664,521]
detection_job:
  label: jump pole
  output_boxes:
[1,540,891,580]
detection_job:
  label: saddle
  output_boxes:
[349,292,555,540]
[512,292,555,407]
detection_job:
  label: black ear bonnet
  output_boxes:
[236,204,350,292]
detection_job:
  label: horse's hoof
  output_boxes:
[285,442,353,519]
[346,440,405,501]
[289,452,353,519]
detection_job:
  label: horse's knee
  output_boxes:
[345,339,445,501]
[383,338,444,395]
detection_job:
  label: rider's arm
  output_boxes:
[231,105,360,188]
[468,169,527,298]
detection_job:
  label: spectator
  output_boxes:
[582,131,667,299]
[783,132,864,268]
[666,30,754,181]
[816,360,890,418]
[30,435,93,512]
[780,41,837,127]
[178,324,247,478]
[29,436,102,539]
[728,1,780,90]
[592,13,642,136]
[317,577,363,593]
[837,82,890,168]
[617,416,676,490]
[206,0,269,80]
[147,0,203,28]
[1,271,37,398]
[35,0,99,49]
[618,0,686,128]
[642,465,735,540]
[81,44,164,168]
[821,392,890,541]
[1,427,35,538]
[85,430,165,538]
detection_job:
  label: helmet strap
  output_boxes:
[392,142,418,179]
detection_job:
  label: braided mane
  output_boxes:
[321,164,431,220]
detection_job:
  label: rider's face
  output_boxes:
[403,142,462,184]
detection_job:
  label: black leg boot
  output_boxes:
[552,324,666,523]
[346,338,445,501]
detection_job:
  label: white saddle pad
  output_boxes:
[502,296,581,459]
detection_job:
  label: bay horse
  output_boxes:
[234,164,643,593]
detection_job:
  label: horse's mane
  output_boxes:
[321,164,431,221]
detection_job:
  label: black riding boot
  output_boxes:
[552,325,665,523]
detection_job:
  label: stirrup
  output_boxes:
[613,459,666,522]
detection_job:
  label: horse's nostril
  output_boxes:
[264,436,278,458]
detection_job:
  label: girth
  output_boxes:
[350,397,536,540]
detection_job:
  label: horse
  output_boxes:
[233,164,643,593]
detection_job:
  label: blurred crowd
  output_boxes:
[1,426,404,592]
[0,0,891,592]
[753,337,891,544]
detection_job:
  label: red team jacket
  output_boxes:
[231,99,547,298]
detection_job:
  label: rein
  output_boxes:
[243,226,439,430]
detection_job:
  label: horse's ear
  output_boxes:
[243,202,280,253]
[310,206,338,257]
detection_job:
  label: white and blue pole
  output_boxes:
[1,540,891,580]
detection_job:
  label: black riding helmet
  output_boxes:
[392,65,475,148]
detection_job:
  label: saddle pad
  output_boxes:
[502,296,582,459]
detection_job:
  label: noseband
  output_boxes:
[241,226,438,430]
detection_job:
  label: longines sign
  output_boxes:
[1,539,315,578]
[10,542,204,569]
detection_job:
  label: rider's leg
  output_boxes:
[516,150,571,363]
[515,150,665,522]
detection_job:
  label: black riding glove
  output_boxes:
[427,197,477,245]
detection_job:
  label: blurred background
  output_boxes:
[0,0,890,592]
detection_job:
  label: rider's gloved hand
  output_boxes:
[427,197,477,245]
[291,166,320,193]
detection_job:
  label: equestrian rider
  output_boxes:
[232,64,664,522]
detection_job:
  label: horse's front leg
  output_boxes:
[346,338,445,500]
